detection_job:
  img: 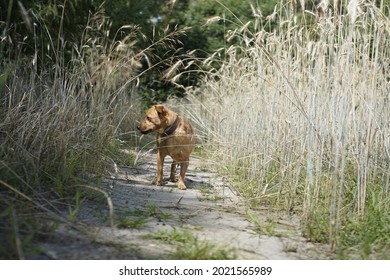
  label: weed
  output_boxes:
[144,227,236,260]
[246,210,275,236]
[144,204,172,221]
[198,195,225,203]
[0,205,44,259]
[116,215,147,230]
[337,191,390,259]
[115,204,171,229]
[143,228,194,244]
[196,184,214,195]
[196,184,226,203]
[67,191,83,223]
[174,238,236,260]
[104,139,137,168]
[302,207,330,244]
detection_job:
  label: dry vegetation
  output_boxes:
[183,2,390,258]
[0,10,140,186]
[0,8,188,258]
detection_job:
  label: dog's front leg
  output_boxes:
[156,150,165,186]
[170,161,177,182]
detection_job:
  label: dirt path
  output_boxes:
[32,152,334,260]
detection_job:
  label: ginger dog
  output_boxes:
[137,104,196,190]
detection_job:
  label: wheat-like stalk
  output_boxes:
[178,2,390,250]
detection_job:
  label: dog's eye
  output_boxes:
[147,116,152,121]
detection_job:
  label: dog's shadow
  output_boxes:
[130,154,214,190]
[160,178,213,190]
[185,176,214,190]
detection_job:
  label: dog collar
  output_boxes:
[163,116,180,136]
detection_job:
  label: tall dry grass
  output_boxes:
[183,2,390,256]
[0,5,191,258]
[0,9,141,187]
[0,8,143,257]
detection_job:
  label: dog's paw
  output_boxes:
[178,181,187,190]
[155,178,164,186]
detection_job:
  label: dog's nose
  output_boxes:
[137,125,140,130]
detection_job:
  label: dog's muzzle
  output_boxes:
[137,125,151,134]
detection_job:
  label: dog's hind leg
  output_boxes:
[170,161,177,182]
[177,161,189,190]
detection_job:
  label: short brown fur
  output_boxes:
[137,104,196,190]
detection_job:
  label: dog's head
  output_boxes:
[137,104,170,135]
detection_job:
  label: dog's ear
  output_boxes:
[155,104,166,116]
